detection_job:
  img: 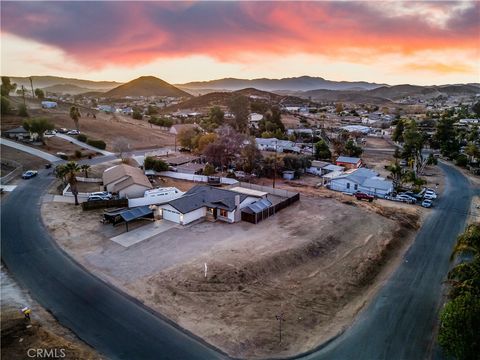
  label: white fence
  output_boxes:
[234,182,299,198]
[75,176,102,183]
[128,191,184,208]
[157,171,239,185]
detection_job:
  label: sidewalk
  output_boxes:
[55,134,114,156]
[0,138,62,162]
[110,220,177,247]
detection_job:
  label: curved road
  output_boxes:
[1,162,476,360]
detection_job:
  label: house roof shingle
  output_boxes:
[167,185,249,214]
[103,164,152,190]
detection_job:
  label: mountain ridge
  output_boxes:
[103,76,191,98]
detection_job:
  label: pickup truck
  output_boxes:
[355,192,374,202]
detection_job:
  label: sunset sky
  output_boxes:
[1,1,479,85]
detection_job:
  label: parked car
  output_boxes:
[421,199,433,208]
[355,192,374,202]
[396,194,416,204]
[87,194,110,202]
[66,130,80,135]
[22,170,38,179]
[423,190,437,200]
[401,191,423,201]
[57,128,68,134]
[90,191,112,199]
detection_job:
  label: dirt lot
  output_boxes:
[42,182,420,358]
[1,99,175,151]
[1,145,48,171]
[1,266,101,360]
[362,136,396,178]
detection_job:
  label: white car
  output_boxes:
[87,194,110,202]
[396,194,416,204]
[424,190,437,200]
[90,191,112,199]
[421,199,433,208]
[67,130,80,135]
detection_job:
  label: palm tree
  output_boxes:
[80,164,91,178]
[69,106,81,131]
[64,161,81,205]
[54,164,68,183]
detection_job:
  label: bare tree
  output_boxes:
[112,137,131,160]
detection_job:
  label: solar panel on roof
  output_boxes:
[120,206,153,222]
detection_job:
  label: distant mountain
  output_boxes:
[42,84,106,95]
[9,76,121,91]
[367,84,480,100]
[178,76,385,92]
[300,89,393,105]
[104,76,191,98]
[161,87,308,113]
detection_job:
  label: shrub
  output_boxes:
[59,154,68,160]
[144,156,168,171]
[18,103,29,117]
[203,163,215,176]
[1,96,12,115]
[86,139,106,150]
[77,133,87,142]
[74,150,82,158]
[455,154,468,167]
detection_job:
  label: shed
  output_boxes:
[241,199,273,224]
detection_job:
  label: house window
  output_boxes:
[346,183,350,189]
[354,184,358,190]
[219,209,228,217]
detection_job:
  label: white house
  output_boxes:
[255,138,301,153]
[249,113,263,127]
[41,101,57,109]
[329,168,393,198]
[159,185,262,225]
[102,164,153,198]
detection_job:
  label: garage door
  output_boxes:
[162,208,181,223]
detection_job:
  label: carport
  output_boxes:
[121,206,154,231]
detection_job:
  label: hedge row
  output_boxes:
[86,139,107,150]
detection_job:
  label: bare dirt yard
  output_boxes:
[1,99,175,151]
[1,266,101,360]
[1,145,48,171]
[42,181,421,358]
[362,136,397,178]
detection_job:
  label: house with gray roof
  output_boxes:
[328,168,393,198]
[159,185,262,225]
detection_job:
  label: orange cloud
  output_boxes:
[402,62,477,74]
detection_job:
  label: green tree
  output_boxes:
[435,117,460,158]
[132,110,143,120]
[472,101,480,117]
[17,103,29,117]
[146,105,158,115]
[34,88,45,99]
[196,133,217,153]
[23,118,54,144]
[387,161,403,190]
[64,161,81,205]
[465,143,480,162]
[178,127,200,150]
[209,106,224,126]
[203,163,215,176]
[1,76,16,96]
[55,164,68,183]
[1,96,12,115]
[344,139,363,157]
[80,164,91,178]
[456,154,468,167]
[392,119,405,143]
[69,106,81,131]
[228,95,250,133]
[314,139,331,160]
[239,141,262,174]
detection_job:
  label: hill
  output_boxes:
[161,88,309,113]
[299,89,393,105]
[9,76,121,91]
[42,84,105,95]
[104,76,191,98]
[367,84,479,100]
[178,76,384,92]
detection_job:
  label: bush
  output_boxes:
[1,96,12,115]
[456,154,468,167]
[59,154,68,160]
[77,133,87,142]
[18,104,29,117]
[203,163,215,176]
[148,117,174,127]
[144,156,168,172]
[74,150,82,158]
[86,139,106,150]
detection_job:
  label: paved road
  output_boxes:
[302,162,476,360]
[0,138,62,162]
[1,171,226,360]
[1,161,476,360]
[55,133,114,156]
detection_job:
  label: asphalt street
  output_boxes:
[1,170,226,360]
[301,162,477,360]
[1,161,476,360]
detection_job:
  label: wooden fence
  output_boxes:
[82,199,128,211]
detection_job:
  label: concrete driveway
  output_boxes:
[111,220,178,247]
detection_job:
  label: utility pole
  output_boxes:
[273,140,277,188]
[275,312,285,343]
[29,77,34,99]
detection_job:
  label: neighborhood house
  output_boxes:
[102,164,153,198]
[159,185,264,225]
[328,168,393,198]
[335,156,363,169]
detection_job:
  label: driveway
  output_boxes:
[0,138,62,162]
[55,133,114,156]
